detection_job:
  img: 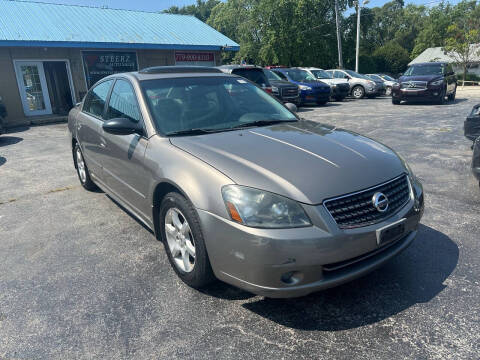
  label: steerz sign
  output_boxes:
[82,51,138,88]
[175,52,215,66]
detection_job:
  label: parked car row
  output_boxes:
[217,65,394,107]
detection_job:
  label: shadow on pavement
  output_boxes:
[0,156,5,166]
[0,136,23,147]
[4,125,30,134]
[241,224,458,330]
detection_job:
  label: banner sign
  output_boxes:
[175,52,215,63]
[82,51,138,88]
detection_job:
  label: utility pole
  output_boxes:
[355,0,369,72]
[334,0,343,69]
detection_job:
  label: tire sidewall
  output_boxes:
[159,192,213,287]
[352,85,364,99]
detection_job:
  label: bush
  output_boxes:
[372,42,411,74]
[457,72,480,81]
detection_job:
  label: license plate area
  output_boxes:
[376,219,406,246]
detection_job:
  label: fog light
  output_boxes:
[433,92,438,96]
[280,271,303,285]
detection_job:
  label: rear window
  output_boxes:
[231,69,269,87]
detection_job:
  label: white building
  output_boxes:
[409,44,480,76]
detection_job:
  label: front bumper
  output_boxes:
[331,84,350,99]
[392,86,443,101]
[300,88,331,104]
[199,178,424,298]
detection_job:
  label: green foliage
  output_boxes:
[372,41,411,74]
[163,0,220,22]
[169,0,480,74]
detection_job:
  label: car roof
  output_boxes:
[410,62,448,66]
[98,67,236,82]
[217,64,263,71]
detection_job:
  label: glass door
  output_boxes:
[14,61,52,116]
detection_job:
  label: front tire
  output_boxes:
[437,88,446,105]
[351,85,365,99]
[73,143,97,191]
[448,86,456,101]
[392,98,401,105]
[159,192,215,289]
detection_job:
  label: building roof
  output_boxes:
[0,0,239,51]
[409,45,480,65]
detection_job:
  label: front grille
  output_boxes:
[401,81,427,89]
[281,87,299,97]
[324,175,411,229]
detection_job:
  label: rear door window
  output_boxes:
[232,69,270,87]
[83,80,113,119]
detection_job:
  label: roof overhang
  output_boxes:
[0,40,240,51]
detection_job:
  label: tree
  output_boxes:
[373,41,411,74]
[444,25,480,85]
[163,0,220,22]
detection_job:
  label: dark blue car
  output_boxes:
[272,68,331,106]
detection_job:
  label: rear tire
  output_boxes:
[159,192,215,289]
[392,98,400,105]
[351,85,365,99]
[73,143,97,191]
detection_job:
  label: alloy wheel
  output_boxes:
[76,147,87,183]
[164,208,196,273]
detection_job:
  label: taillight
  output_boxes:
[263,87,272,93]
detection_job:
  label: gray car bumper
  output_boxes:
[198,183,424,298]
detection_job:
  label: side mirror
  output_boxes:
[103,117,143,136]
[285,102,298,113]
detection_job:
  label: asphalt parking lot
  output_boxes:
[1,91,479,359]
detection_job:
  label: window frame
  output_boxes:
[81,79,114,120]
[105,77,147,138]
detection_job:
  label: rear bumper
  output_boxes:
[198,179,424,298]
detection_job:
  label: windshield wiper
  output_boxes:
[227,119,297,130]
[166,128,224,137]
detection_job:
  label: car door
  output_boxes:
[77,79,114,182]
[101,78,150,218]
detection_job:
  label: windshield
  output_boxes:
[404,64,444,76]
[282,69,317,82]
[345,70,370,80]
[310,69,331,79]
[141,77,297,135]
[367,74,383,81]
[264,69,283,81]
[381,74,395,81]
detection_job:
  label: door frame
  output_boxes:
[13,58,76,116]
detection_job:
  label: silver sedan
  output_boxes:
[68,66,424,298]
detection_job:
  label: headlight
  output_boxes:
[331,84,337,88]
[298,85,312,91]
[392,82,399,87]
[271,86,279,93]
[430,79,443,86]
[222,185,311,228]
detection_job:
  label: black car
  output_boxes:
[392,62,457,105]
[472,137,480,186]
[217,65,300,104]
[465,104,480,143]
[0,96,7,135]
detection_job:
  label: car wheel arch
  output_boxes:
[152,180,194,240]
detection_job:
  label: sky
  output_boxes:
[24,0,463,13]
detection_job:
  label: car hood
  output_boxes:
[399,75,442,82]
[170,120,406,204]
[269,80,298,88]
